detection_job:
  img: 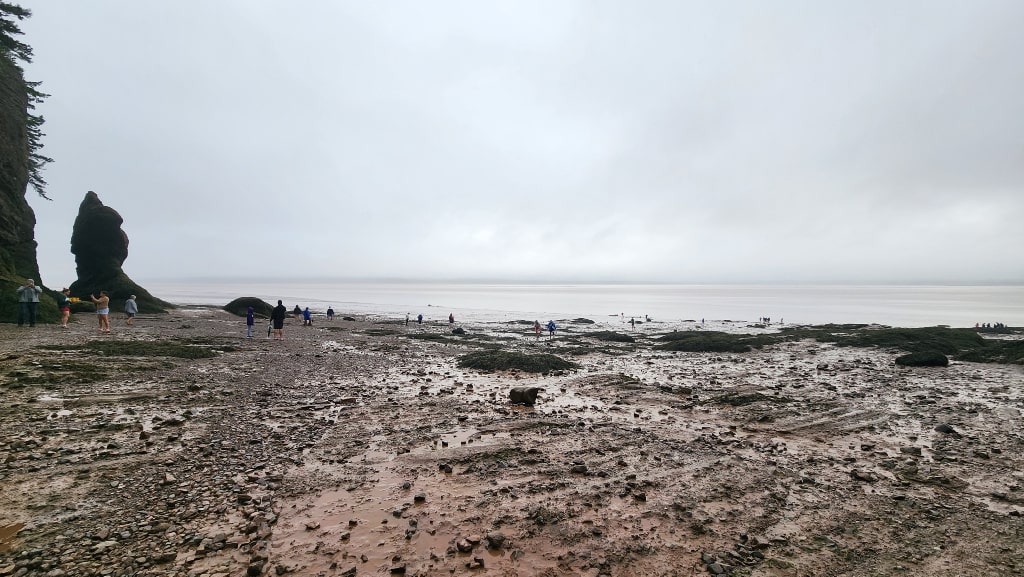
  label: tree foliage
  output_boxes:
[0,2,50,198]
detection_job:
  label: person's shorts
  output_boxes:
[126,313,136,318]
[60,307,70,313]
[97,308,109,315]
[273,319,284,329]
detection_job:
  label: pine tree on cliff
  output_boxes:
[0,1,51,198]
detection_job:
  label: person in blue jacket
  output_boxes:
[246,306,255,338]
[546,320,556,337]
[302,307,312,326]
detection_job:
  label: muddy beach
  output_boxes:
[0,308,1022,577]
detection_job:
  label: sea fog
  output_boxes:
[141,281,1023,329]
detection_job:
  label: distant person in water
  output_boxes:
[534,320,541,338]
[271,300,287,340]
[124,295,138,326]
[90,291,111,333]
[326,306,335,321]
[546,320,556,337]
[246,306,255,338]
[302,307,312,326]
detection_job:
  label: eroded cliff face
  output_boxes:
[0,53,51,322]
[68,191,171,313]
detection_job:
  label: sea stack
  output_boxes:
[68,191,172,313]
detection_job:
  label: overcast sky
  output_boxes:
[20,0,1024,287]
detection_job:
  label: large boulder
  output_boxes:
[68,191,172,314]
[509,387,542,406]
[225,297,274,318]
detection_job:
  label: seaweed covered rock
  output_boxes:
[657,331,768,353]
[895,351,949,367]
[224,297,273,318]
[68,191,172,314]
[589,331,635,343]
[458,351,576,373]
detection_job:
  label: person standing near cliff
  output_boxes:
[90,291,110,333]
[57,288,72,329]
[124,295,138,326]
[16,279,42,327]
[271,300,287,340]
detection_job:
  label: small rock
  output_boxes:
[509,387,542,406]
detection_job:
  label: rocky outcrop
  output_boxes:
[225,297,273,319]
[68,191,172,313]
[0,53,55,323]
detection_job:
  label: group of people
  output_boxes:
[532,320,557,337]
[16,278,137,332]
[976,322,1006,329]
[252,301,334,339]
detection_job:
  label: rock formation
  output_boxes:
[68,191,172,313]
[0,53,55,323]
[224,297,273,319]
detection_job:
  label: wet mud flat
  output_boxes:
[0,309,1022,577]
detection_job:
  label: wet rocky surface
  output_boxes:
[1,309,1022,576]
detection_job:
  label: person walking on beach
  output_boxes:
[16,278,42,327]
[405,313,410,326]
[449,313,455,325]
[292,305,302,318]
[124,295,138,326]
[90,291,111,333]
[630,317,636,330]
[417,314,423,325]
[246,306,255,338]
[271,300,287,340]
[546,320,556,337]
[326,306,335,321]
[57,288,71,328]
[534,320,541,338]
[302,307,312,326]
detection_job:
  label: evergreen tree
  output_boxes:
[0,1,51,199]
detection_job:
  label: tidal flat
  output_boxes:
[0,308,1022,576]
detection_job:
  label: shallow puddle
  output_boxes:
[0,523,24,552]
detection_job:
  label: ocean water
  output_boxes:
[143,280,1024,329]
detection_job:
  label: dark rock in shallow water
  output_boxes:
[68,191,172,313]
[895,351,949,367]
[509,386,542,406]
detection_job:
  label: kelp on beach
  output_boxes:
[458,350,577,373]
[656,325,1024,364]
